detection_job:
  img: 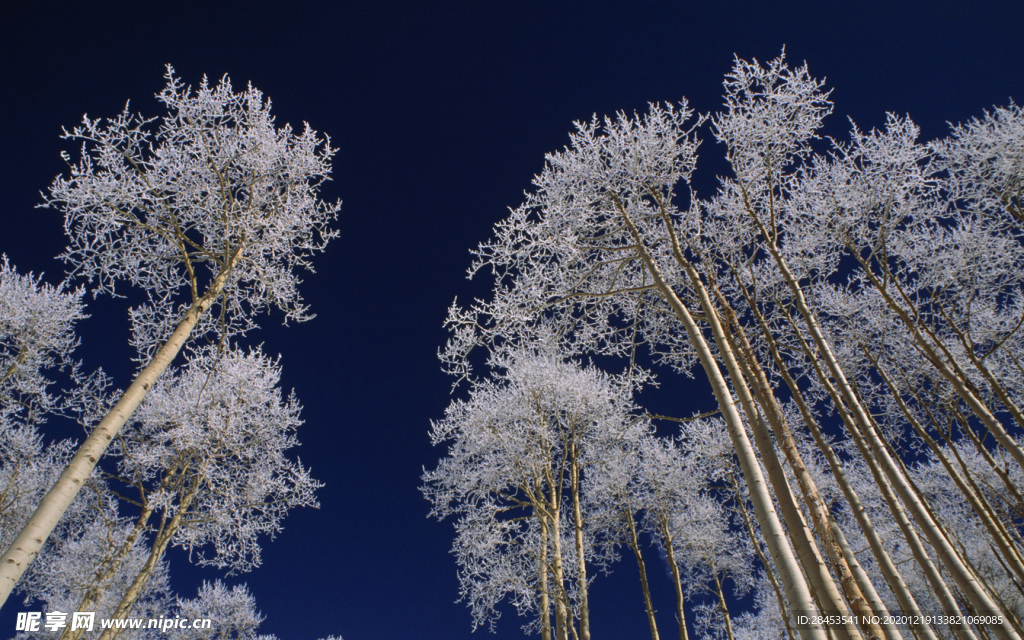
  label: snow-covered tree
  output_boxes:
[90,347,320,631]
[423,350,651,639]
[442,68,835,640]
[0,67,339,604]
[0,257,85,424]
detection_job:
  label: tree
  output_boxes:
[0,67,339,604]
[443,84,834,640]
[169,581,271,640]
[0,257,85,424]
[423,349,651,639]
[91,346,320,634]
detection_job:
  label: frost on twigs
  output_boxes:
[441,102,705,384]
[110,346,321,574]
[0,257,85,423]
[43,66,340,358]
[423,349,651,633]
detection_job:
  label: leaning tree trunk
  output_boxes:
[737,279,933,640]
[99,477,201,640]
[0,249,243,607]
[642,200,859,638]
[717,290,885,640]
[777,302,981,640]
[713,571,737,640]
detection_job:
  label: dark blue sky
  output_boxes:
[1,2,1022,639]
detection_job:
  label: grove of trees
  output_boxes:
[424,52,1024,640]
[3,48,1023,640]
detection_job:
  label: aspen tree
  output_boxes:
[86,347,319,637]
[440,51,1024,637]
[0,68,338,604]
[424,351,648,637]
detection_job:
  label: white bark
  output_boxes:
[0,251,239,605]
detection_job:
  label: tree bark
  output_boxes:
[0,248,242,606]
[624,506,660,640]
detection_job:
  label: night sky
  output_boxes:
[1,2,1023,639]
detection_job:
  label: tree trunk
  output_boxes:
[570,444,591,640]
[775,303,980,640]
[624,505,660,640]
[717,291,882,639]
[851,251,1024,472]
[714,572,736,640]
[549,488,570,640]
[735,279,917,640]
[99,477,201,640]
[876,358,1024,591]
[753,226,1018,640]
[657,514,690,640]
[539,480,553,640]
[730,472,798,640]
[0,249,242,606]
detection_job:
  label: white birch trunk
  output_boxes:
[569,446,591,640]
[0,250,242,606]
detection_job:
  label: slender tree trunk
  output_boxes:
[937,301,1024,432]
[539,481,553,640]
[851,252,1024,471]
[657,514,690,640]
[778,304,979,640]
[62,502,158,640]
[645,195,857,637]
[752,228,1018,640]
[549,490,570,640]
[617,202,827,640]
[569,447,591,640]
[100,477,201,640]
[953,405,1024,521]
[713,571,737,640]
[876,358,1024,591]
[0,249,242,606]
[685,281,857,640]
[62,465,193,640]
[735,280,920,640]
[730,472,798,640]
[622,505,660,640]
[716,290,884,640]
